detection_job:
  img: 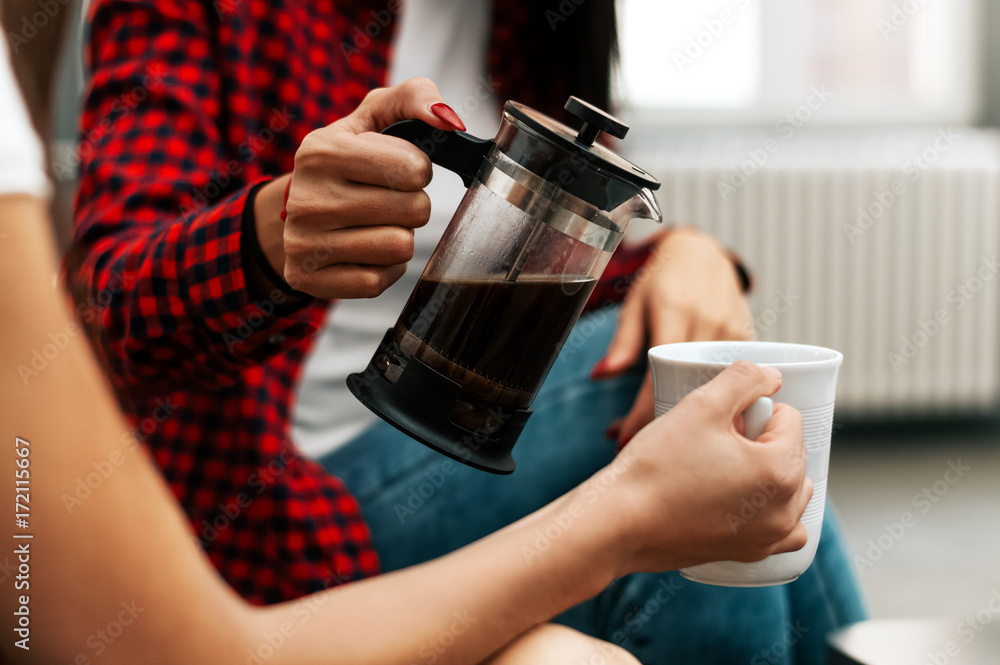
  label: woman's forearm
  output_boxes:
[2,195,809,665]
[260,482,624,665]
[1,198,622,665]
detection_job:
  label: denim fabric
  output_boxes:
[322,306,866,664]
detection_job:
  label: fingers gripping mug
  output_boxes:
[648,341,843,587]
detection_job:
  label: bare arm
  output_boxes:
[1,198,808,665]
[0,196,618,665]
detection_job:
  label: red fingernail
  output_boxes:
[605,421,621,441]
[590,358,609,380]
[431,103,466,131]
[616,433,634,453]
[279,178,292,222]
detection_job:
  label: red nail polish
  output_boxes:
[590,358,609,379]
[431,103,466,131]
[615,433,634,453]
[279,178,292,222]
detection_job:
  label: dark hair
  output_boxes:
[489,0,618,124]
[1,0,71,143]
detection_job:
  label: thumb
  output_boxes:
[698,360,782,420]
[345,77,466,133]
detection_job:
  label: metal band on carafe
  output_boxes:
[474,149,623,253]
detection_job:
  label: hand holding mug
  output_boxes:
[649,341,844,586]
[598,360,812,578]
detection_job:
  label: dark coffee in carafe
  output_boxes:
[347,96,661,473]
[388,275,596,432]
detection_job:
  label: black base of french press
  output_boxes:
[346,333,533,475]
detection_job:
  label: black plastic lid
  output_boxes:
[503,97,660,193]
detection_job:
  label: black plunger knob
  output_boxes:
[564,96,629,146]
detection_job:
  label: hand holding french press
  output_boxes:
[251,77,463,299]
[348,90,663,473]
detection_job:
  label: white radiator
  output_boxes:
[625,128,1000,417]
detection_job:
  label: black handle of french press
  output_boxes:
[564,96,629,147]
[381,120,495,189]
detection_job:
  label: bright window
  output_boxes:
[616,0,981,125]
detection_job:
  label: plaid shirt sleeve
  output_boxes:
[69,0,325,393]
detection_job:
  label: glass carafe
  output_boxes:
[348,97,662,473]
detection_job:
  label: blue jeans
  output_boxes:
[322,306,866,664]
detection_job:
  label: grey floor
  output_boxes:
[828,419,1000,619]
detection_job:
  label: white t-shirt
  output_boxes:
[292,0,501,457]
[0,38,49,199]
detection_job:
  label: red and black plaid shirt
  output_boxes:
[70,0,658,604]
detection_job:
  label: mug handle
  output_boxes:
[381,120,495,188]
[742,396,773,441]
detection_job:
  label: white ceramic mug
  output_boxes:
[648,341,843,587]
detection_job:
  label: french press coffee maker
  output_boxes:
[348,96,662,474]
